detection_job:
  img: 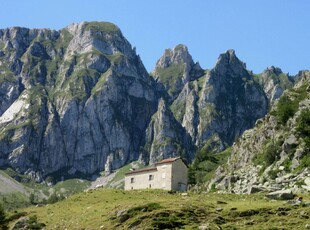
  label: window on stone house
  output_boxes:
[149,174,154,181]
[131,177,135,183]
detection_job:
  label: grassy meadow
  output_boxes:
[5,189,310,229]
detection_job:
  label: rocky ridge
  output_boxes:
[0,21,306,184]
[210,71,310,194]
[167,49,269,151]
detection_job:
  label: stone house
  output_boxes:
[124,157,188,191]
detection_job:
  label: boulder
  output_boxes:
[265,189,294,200]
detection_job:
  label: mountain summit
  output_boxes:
[0,22,158,180]
[0,22,303,183]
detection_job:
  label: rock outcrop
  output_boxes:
[210,71,310,194]
[254,66,294,104]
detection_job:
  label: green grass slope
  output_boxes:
[6,189,310,229]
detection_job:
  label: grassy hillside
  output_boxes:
[0,169,90,210]
[5,189,310,229]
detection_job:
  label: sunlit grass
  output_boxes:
[8,189,310,229]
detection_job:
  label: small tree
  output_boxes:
[275,95,298,125]
[296,109,310,150]
[0,203,8,230]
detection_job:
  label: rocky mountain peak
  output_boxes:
[263,66,283,76]
[196,50,268,148]
[64,21,136,61]
[152,44,203,100]
[255,66,294,103]
[213,49,247,77]
[155,44,194,68]
[0,21,158,181]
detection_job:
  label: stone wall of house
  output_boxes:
[171,159,188,191]
[156,163,173,190]
[124,169,157,190]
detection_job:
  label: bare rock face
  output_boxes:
[152,44,204,100]
[254,66,294,104]
[172,50,268,151]
[210,71,310,194]
[0,22,158,180]
[197,50,268,148]
[143,98,195,164]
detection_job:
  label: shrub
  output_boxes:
[253,141,280,168]
[268,170,279,180]
[296,109,310,150]
[0,203,8,230]
[264,142,279,166]
[275,95,298,125]
[27,215,46,229]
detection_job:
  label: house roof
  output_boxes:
[125,167,157,176]
[155,157,181,165]
[125,157,187,176]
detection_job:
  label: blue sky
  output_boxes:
[1,0,309,74]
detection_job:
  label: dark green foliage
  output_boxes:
[253,141,280,169]
[297,155,310,170]
[281,158,292,172]
[296,109,310,150]
[12,215,46,230]
[189,147,231,184]
[275,95,298,125]
[268,169,279,180]
[27,215,46,229]
[272,84,309,125]
[0,203,8,230]
[264,142,280,166]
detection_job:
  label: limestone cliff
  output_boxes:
[0,22,158,180]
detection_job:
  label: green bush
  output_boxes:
[253,140,280,173]
[275,95,298,125]
[264,142,279,166]
[296,109,310,150]
[0,203,8,230]
[189,147,231,184]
